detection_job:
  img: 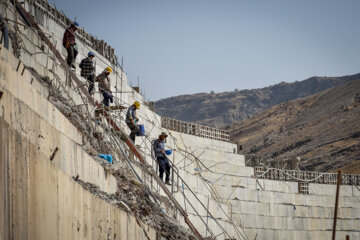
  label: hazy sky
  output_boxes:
[51,0,360,100]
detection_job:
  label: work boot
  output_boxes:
[165,180,171,186]
[71,64,76,69]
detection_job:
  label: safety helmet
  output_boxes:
[88,51,95,57]
[134,101,140,109]
[105,67,113,73]
[72,21,79,28]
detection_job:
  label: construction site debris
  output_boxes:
[26,66,195,239]
[75,167,195,240]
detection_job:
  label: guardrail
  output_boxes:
[161,117,230,142]
[254,166,360,185]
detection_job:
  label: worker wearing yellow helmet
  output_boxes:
[125,101,141,142]
[96,67,113,106]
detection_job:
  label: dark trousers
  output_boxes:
[84,75,95,94]
[126,122,140,142]
[101,91,113,107]
[66,45,78,66]
[157,156,171,182]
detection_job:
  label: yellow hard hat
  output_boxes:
[105,67,113,73]
[134,101,140,109]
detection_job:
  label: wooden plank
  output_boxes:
[95,105,126,115]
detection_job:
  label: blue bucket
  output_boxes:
[137,124,145,136]
[165,150,172,156]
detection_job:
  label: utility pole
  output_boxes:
[332,170,342,240]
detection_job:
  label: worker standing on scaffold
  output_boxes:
[153,132,171,185]
[62,22,79,69]
[79,52,96,95]
[125,101,141,143]
[96,67,113,107]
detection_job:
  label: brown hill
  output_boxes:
[155,74,360,128]
[229,78,360,172]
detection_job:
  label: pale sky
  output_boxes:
[52,0,360,100]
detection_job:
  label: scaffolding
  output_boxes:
[8,2,247,239]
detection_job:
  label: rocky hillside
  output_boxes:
[155,74,360,128]
[229,77,360,173]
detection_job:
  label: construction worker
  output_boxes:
[63,22,79,69]
[96,67,113,106]
[79,52,96,94]
[153,132,171,185]
[125,101,141,142]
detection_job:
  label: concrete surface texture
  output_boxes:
[0,0,360,239]
[0,48,156,239]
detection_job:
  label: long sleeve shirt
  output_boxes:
[153,139,165,158]
[96,72,111,92]
[63,27,76,47]
[79,57,95,77]
[125,105,137,124]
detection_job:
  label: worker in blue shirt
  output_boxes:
[153,132,171,185]
[125,101,140,142]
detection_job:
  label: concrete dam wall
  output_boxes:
[0,48,156,239]
[0,0,360,239]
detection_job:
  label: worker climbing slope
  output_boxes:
[153,132,172,185]
[96,67,113,106]
[62,21,79,69]
[125,101,141,143]
[79,51,96,95]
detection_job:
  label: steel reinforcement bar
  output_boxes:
[13,2,204,239]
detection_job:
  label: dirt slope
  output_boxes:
[229,78,360,172]
[155,74,360,128]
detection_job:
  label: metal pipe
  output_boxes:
[0,13,9,49]
[332,170,342,240]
